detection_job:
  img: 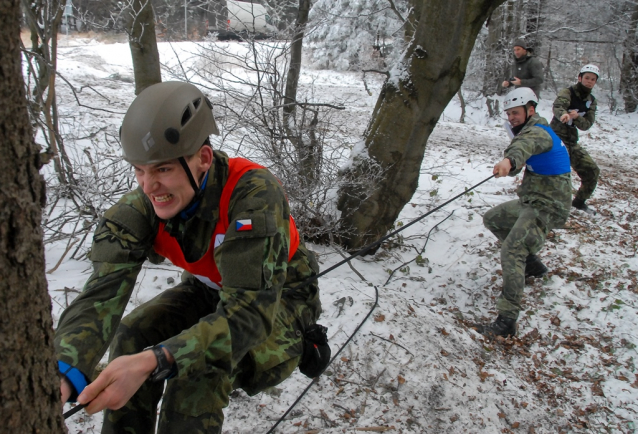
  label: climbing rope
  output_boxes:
[265,174,495,432]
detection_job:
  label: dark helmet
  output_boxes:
[120,81,219,165]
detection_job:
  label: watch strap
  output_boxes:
[146,345,176,382]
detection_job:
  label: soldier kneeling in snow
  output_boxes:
[55,81,324,433]
[477,88,571,338]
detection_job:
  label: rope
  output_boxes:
[265,285,379,434]
[264,174,495,432]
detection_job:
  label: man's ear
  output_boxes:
[198,145,214,172]
[527,105,536,117]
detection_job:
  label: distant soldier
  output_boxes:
[502,39,544,98]
[550,64,600,214]
[478,88,571,338]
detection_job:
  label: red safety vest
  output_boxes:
[153,158,300,289]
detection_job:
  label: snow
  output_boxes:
[46,38,638,433]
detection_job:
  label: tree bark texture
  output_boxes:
[0,0,65,432]
[621,3,638,113]
[337,0,506,250]
[126,0,162,95]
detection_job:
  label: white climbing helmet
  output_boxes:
[579,64,600,78]
[503,87,538,111]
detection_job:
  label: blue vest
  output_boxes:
[525,125,571,176]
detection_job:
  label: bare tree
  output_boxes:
[124,0,162,94]
[620,1,638,112]
[0,0,66,431]
[21,0,75,186]
[337,0,507,250]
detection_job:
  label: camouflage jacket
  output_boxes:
[504,115,572,220]
[550,83,597,145]
[54,150,321,383]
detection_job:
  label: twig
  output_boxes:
[47,237,79,274]
[369,332,414,355]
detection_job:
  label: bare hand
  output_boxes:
[502,80,510,88]
[493,158,512,178]
[60,377,73,406]
[560,110,579,123]
[77,351,157,414]
[510,77,522,86]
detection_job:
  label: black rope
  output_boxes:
[264,174,495,432]
[63,403,86,419]
[288,174,495,293]
[265,285,379,434]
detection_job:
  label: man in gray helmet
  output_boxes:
[55,81,324,433]
[502,39,544,98]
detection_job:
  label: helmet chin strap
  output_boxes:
[178,156,201,195]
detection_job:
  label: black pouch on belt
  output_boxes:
[298,324,331,378]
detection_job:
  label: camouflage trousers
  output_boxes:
[566,141,599,201]
[102,270,319,434]
[483,200,567,320]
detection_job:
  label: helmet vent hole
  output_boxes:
[181,107,192,126]
[164,128,180,144]
[193,97,201,109]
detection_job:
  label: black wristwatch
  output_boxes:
[506,157,517,171]
[146,345,176,382]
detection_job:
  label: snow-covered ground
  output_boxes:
[46,37,638,433]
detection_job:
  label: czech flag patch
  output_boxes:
[236,219,253,232]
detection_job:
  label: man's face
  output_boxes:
[505,105,530,127]
[133,147,211,220]
[513,46,527,59]
[578,72,598,89]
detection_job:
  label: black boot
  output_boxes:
[525,254,548,277]
[572,198,595,214]
[475,315,517,338]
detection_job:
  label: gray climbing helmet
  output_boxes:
[120,81,219,165]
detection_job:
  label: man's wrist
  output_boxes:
[506,157,516,171]
[144,345,177,382]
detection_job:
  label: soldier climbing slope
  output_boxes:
[55,81,325,434]
[550,64,600,214]
[476,88,571,338]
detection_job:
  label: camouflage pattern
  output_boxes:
[550,84,599,201]
[54,150,321,433]
[483,114,571,320]
[509,54,544,98]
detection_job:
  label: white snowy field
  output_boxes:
[44,37,638,433]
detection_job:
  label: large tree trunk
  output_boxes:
[125,0,162,95]
[337,0,506,250]
[0,0,65,432]
[620,2,638,113]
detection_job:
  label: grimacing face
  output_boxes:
[133,146,212,219]
[505,105,532,128]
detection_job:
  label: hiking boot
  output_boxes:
[572,198,595,214]
[525,254,548,278]
[475,315,517,338]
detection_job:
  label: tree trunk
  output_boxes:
[621,3,638,113]
[125,0,162,95]
[337,0,506,250]
[0,0,65,432]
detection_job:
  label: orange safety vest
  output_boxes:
[153,158,300,289]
